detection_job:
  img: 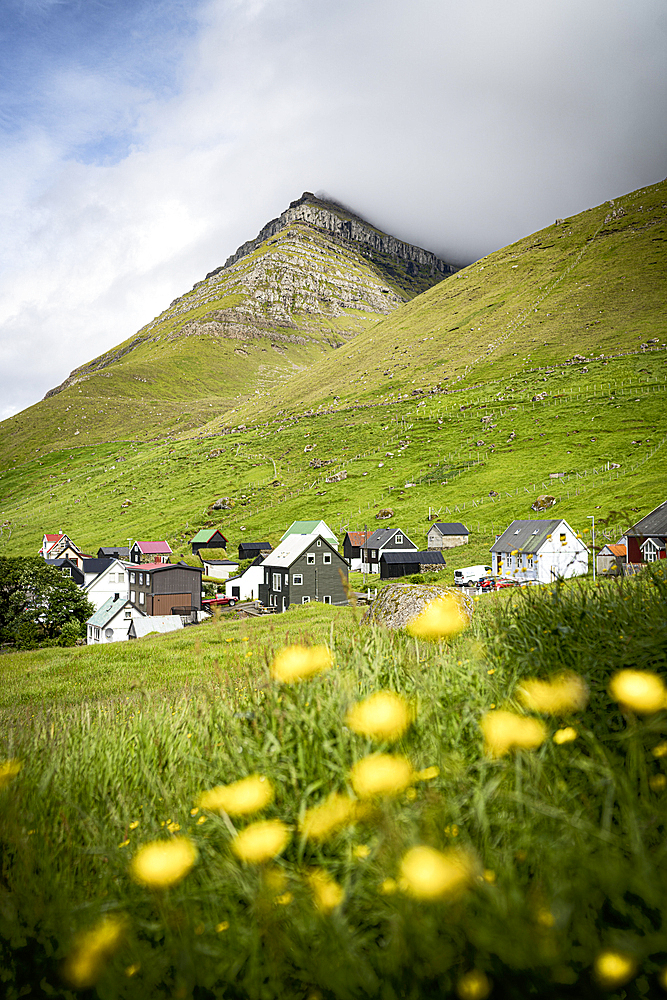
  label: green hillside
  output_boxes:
[0,180,665,563]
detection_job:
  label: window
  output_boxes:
[317,539,322,547]
[323,554,332,565]
[94,627,100,640]
[307,553,315,565]
[88,625,92,637]
[302,596,310,604]
[63,567,71,576]
[323,595,331,604]
[293,573,303,585]
[272,573,282,591]
[139,592,145,605]
[527,555,534,567]
[396,534,403,544]
[124,610,132,619]
[130,572,136,584]
[139,573,144,585]
[130,591,136,603]
[560,533,567,546]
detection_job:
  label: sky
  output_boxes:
[1,0,665,421]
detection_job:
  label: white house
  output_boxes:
[200,557,240,581]
[427,522,469,550]
[86,595,146,644]
[82,558,130,611]
[490,519,588,583]
[360,527,418,574]
[225,558,265,601]
[40,533,85,567]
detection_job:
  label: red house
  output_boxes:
[622,500,667,564]
[129,540,172,564]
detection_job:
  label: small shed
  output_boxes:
[380,550,446,580]
[191,528,228,556]
[238,541,272,560]
[427,522,469,550]
[597,543,626,576]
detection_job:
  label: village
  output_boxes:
[36,499,667,645]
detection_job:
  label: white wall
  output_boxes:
[84,559,130,611]
[225,564,263,600]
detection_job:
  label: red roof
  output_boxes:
[134,561,201,572]
[607,543,626,557]
[135,540,172,554]
[346,531,371,546]
[44,534,64,542]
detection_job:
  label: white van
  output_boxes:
[454,565,492,586]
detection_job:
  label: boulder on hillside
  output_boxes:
[325,470,348,483]
[531,494,557,511]
[375,507,394,520]
[362,583,474,631]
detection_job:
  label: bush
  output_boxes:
[57,619,82,647]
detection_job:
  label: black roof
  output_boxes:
[239,541,272,550]
[97,546,130,559]
[145,561,203,575]
[627,500,667,538]
[381,550,446,565]
[429,522,469,535]
[364,527,416,549]
[82,558,116,574]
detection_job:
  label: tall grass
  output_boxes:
[1,570,666,998]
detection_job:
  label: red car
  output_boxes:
[203,595,238,609]
[495,578,518,590]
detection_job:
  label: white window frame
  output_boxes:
[323,595,331,604]
[139,592,145,605]
[130,591,136,603]
[292,573,303,585]
[94,627,100,640]
[317,539,322,547]
[130,572,136,584]
[323,554,332,565]
[302,596,310,604]
[396,534,403,544]
[124,610,132,619]
[272,573,282,591]
[139,573,144,585]
[560,534,567,547]
[307,553,315,565]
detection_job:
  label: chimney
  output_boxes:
[114,593,119,601]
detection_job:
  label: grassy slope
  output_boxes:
[0,180,665,563]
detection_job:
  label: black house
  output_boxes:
[191,528,229,556]
[97,545,130,560]
[258,534,348,612]
[239,541,272,560]
[380,550,446,580]
[43,558,85,586]
[128,562,203,615]
[361,527,418,574]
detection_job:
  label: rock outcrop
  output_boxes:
[362,583,474,630]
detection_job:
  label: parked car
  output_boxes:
[454,565,492,586]
[202,595,238,609]
[495,578,519,590]
[478,578,497,592]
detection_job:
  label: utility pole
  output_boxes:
[587,516,595,581]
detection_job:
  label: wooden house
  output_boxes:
[380,550,446,579]
[360,528,417,574]
[490,519,588,582]
[343,531,371,570]
[621,500,667,564]
[238,541,272,560]
[129,540,172,564]
[426,522,469,550]
[258,534,348,612]
[191,528,228,556]
[86,595,146,645]
[40,533,87,568]
[128,562,203,615]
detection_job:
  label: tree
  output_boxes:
[0,557,95,647]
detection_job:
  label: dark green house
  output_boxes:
[258,533,348,612]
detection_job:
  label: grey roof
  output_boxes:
[200,558,239,565]
[82,558,115,575]
[627,500,667,538]
[44,558,84,582]
[98,546,130,559]
[364,527,416,549]
[87,595,134,627]
[381,550,446,565]
[490,519,562,554]
[430,522,469,536]
[239,541,272,550]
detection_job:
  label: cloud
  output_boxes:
[1,0,665,419]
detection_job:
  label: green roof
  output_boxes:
[279,520,337,543]
[192,529,219,543]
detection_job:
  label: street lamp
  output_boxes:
[587,515,596,581]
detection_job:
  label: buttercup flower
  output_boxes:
[594,951,636,989]
[299,793,357,841]
[609,670,667,714]
[553,727,578,745]
[345,691,410,741]
[350,754,413,799]
[271,644,332,683]
[481,710,547,757]
[307,868,345,913]
[456,969,492,1000]
[198,775,273,816]
[231,820,290,863]
[406,595,469,639]
[0,759,21,790]
[399,845,475,901]
[63,914,127,988]
[518,673,588,714]
[130,837,197,889]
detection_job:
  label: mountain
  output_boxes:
[0,180,665,564]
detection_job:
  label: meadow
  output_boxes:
[1,570,666,999]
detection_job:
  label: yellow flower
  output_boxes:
[480,710,547,757]
[415,765,440,781]
[594,950,636,989]
[129,820,140,830]
[405,594,469,639]
[353,844,371,860]
[518,673,588,714]
[0,759,21,790]
[345,691,410,741]
[553,727,578,745]
[198,775,273,816]
[350,754,413,799]
[456,969,492,1000]
[215,921,229,933]
[231,820,290,863]
[196,815,207,825]
[307,869,345,913]
[166,821,180,833]
[609,670,667,714]
[399,845,475,901]
[380,877,397,894]
[130,837,197,889]
[652,742,667,758]
[299,793,357,841]
[62,914,127,988]
[270,644,332,683]
[649,774,666,791]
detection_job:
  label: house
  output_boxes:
[86,595,146,644]
[343,531,371,571]
[40,533,86,568]
[200,557,240,581]
[360,528,418,574]
[490,519,588,582]
[597,543,626,576]
[279,520,337,546]
[258,534,349,612]
[427,522,469,550]
[128,616,184,639]
[97,545,130,560]
[190,528,228,556]
[82,558,129,611]
[380,550,447,579]
[128,562,203,615]
[238,541,272,560]
[129,540,172,564]
[43,558,85,586]
[621,500,667,564]
[225,557,265,601]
